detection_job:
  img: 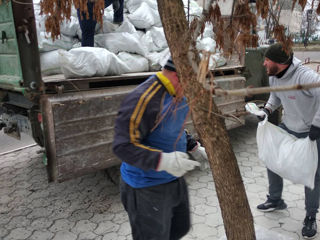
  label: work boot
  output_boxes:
[302,216,317,239]
[257,195,287,212]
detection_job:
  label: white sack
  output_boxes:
[60,16,80,37]
[58,47,130,78]
[97,16,119,34]
[126,0,158,13]
[182,0,202,22]
[128,2,160,29]
[150,27,168,49]
[95,32,148,56]
[71,5,78,17]
[196,37,216,52]
[208,53,227,69]
[38,32,78,52]
[141,31,162,52]
[40,50,62,76]
[246,103,318,189]
[115,19,137,34]
[125,0,142,13]
[145,48,170,71]
[118,52,149,72]
[202,22,215,38]
[144,0,158,10]
[103,7,114,22]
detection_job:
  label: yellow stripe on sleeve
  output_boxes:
[129,81,158,144]
[134,84,162,140]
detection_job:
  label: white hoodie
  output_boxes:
[265,57,320,133]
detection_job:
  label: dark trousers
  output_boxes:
[77,0,124,46]
[120,178,191,240]
[268,123,320,218]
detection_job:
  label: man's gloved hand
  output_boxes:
[189,142,208,162]
[157,151,200,177]
[309,125,320,141]
[188,142,209,170]
[257,108,270,121]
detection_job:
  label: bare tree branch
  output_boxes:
[214,82,320,96]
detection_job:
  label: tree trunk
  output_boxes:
[156,1,255,239]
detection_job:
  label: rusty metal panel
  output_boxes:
[41,86,135,182]
[214,75,246,129]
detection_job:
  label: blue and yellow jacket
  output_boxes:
[112,72,194,188]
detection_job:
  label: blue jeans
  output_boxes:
[268,123,320,218]
[120,177,190,240]
[77,0,124,46]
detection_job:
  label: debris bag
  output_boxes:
[141,31,162,52]
[59,47,130,78]
[145,48,170,71]
[128,2,160,29]
[95,32,148,56]
[196,37,216,52]
[117,52,149,73]
[38,32,78,52]
[246,103,318,189]
[149,27,168,49]
[40,50,62,76]
[115,19,137,34]
[60,16,80,37]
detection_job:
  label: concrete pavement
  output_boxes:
[0,116,318,240]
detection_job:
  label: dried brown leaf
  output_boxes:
[256,0,269,19]
[299,0,308,11]
[209,3,222,23]
[273,24,293,54]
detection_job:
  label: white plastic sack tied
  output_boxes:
[246,103,318,189]
[58,47,130,78]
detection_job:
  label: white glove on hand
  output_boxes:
[189,142,209,170]
[189,142,208,162]
[157,151,200,177]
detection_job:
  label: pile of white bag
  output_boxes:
[34,0,226,78]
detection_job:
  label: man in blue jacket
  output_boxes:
[113,56,206,240]
[77,0,124,47]
[257,43,320,239]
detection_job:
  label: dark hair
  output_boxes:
[163,56,176,72]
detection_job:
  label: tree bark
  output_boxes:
[156,1,255,239]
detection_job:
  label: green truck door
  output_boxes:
[0,0,41,96]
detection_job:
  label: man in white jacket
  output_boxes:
[257,43,320,239]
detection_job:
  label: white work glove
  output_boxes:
[245,102,270,121]
[188,142,209,170]
[157,151,200,177]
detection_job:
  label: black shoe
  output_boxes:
[257,195,287,212]
[302,216,317,239]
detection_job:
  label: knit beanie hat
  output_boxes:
[264,43,293,65]
[163,56,176,72]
